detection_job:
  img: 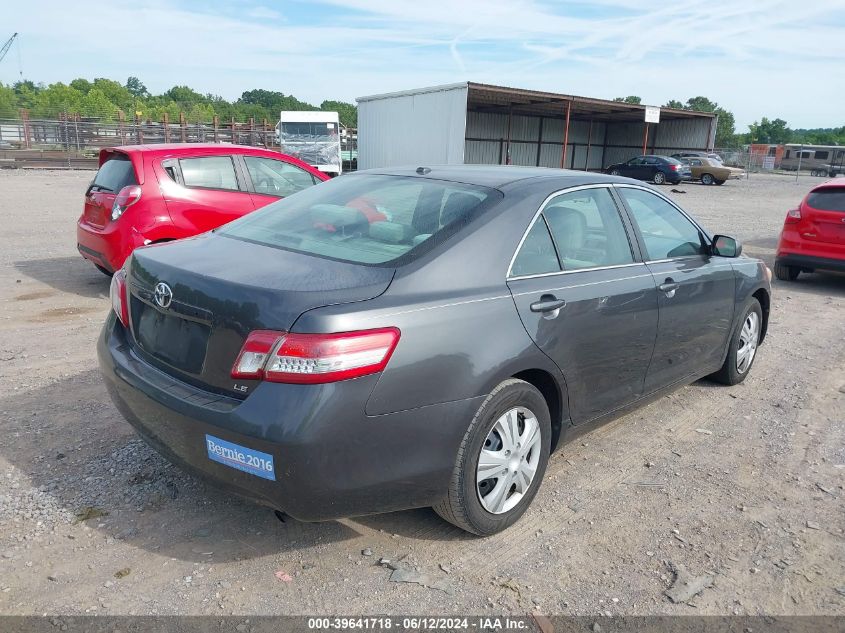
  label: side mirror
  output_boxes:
[712,234,742,258]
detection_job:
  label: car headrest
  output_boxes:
[545,205,587,253]
[369,221,415,244]
[441,192,480,227]
[310,204,367,231]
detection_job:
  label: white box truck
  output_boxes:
[276,111,342,176]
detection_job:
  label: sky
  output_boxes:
[3,0,843,129]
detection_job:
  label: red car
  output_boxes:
[77,144,328,274]
[775,179,845,281]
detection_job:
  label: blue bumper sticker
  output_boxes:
[205,434,276,481]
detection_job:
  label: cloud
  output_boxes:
[3,0,843,128]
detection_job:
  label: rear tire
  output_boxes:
[433,379,551,536]
[709,299,762,386]
[701,173,715,185]
[774,261,800,281]
[653,172,666,185]
[610,169,621,176]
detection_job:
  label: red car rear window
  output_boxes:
[93,154,138,192]
[807,189,845,212]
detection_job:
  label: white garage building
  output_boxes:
[356,82,717,171]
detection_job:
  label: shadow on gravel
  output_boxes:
[0,370,466,565]
[13,256,109,299]
[0,370,367,563]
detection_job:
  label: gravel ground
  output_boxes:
[0,169,843,616]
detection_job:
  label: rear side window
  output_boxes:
[544,188,634,270]
[510,218,559,277]
[814,151,829,160]
[806,190,845,212]
[219,175,499,265]
[93,154,137,192]
[244,156,316,197]
[180,156,239,191]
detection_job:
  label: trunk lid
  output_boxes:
[801,187,845,245]
[82,150,139,229]
[126,232,394,398]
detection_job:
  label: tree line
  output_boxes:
[613,96,844,148]
[0,76,358,127]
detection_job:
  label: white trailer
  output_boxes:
[277,111,342,176]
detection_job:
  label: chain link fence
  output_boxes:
[0,112,358,171]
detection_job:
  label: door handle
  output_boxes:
[658,279,679,297]
[530,295,566,313]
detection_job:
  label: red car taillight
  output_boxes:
[231,328,401,384]
[109,269,129,327]
[111,185,142,221]
[784,208,802,224]
[669,164,680,171]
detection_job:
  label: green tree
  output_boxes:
[613,96,642,104]
[0,83,17,118]
[81,88,119,120]
[125,76,149,99]
[69,78,93,94]
[320,100,357,127]
[747,117,791,144]
[664,96,736,147]
[30,82,83,117]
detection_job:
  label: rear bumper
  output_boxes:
[98,315,482,521]
[77,218,143,272]
[775,253,845,273]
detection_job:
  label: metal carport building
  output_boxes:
[356,82,717,171]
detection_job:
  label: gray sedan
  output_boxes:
[99,166,772,535]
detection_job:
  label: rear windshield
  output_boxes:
[219,174,500,265]
[94,153,137,192]
[807,189,845,212]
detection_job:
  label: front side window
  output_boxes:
[220,175,498,265]
[180,156,239,191]
[619,188,707,260]
[244,156,316,197]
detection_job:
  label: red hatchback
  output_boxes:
[775,179,845,281]
[77,144,328,274]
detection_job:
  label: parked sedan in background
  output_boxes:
[671,151,724,164]
[605,155,691,185]
[100,166,771,536]
[774,179,845,280]
[77,144,328,275]
[680,156,746,185]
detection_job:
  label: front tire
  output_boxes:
[433,379,551,536]
[653,172,666,185]
[774,260,800,281]
[709,299,762,385]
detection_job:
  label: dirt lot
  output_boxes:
[0,169,843,617]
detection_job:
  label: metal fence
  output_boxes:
[0,114,358,171]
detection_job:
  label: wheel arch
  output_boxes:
[752,287,770,343]
[510,368,569,453]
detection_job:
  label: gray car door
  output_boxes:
[615,185,736,391]
[507,185,659,424]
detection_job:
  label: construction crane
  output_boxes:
[0,33,18,64]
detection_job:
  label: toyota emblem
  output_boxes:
[153,282,173,309]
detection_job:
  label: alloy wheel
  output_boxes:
[476,407,542,514]
[736,311,759,373]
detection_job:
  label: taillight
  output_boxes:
[785,208,801,224]
[112,185,142,221]
[669,164,680,171]
[231,328,401,384]
[109,269,129,327]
